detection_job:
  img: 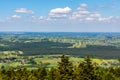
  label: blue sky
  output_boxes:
[0,0,120,32]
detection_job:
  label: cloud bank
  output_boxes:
[1,3,120,24]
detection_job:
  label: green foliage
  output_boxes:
[58,55,74,80]
[73,56,102,80]
[48,68,59,80]
[118,58,120,63]
[0,55,120,80]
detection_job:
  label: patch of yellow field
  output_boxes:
[23,64,31,66]
[0,63,3,67]
[48,55,63,57]
[70,57,83,62]
[10,62,20,67]
[42,58,60,64]
[92,58,103,64]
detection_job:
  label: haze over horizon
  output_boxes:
[0,0,120,32]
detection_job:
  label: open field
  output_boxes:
[0,32,120,69]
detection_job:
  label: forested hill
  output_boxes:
[0,32,120,58]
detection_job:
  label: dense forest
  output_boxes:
[0,32,120,58]
[0,55,120,80]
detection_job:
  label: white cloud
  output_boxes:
[77,4,90,15]
[10,3,118,24]
[39,16,46,20]
[29,16,46,22]
[80,3,87,7]
[47,3,117,23]
[31,16,36,19]
[77,7,86,11]
[70,3,115,23]
[49,14,68,19]
[78,10,90,15]
[85,17,94,21]
[50,7,71,14]
[70,12,85,19]
[49,7,71,18]
[90,13,101,18]
[15,8,34,14]
[11,15,21,19]
[70,3,89,19]
[98,16,114,22]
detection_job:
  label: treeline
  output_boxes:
[0,55,120,80]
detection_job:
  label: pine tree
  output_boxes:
[78,56,101,80]
[48,67,60,80]
[58,55,73,80]
[36,67,47,80]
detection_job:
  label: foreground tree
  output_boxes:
[0,55,120,80]
[58,55,74,80]
[77,56,102,80]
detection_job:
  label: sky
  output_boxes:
[0,0,120,32]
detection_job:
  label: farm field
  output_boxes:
[0,32,120,69]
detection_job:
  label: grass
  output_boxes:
[0,54,119,70]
